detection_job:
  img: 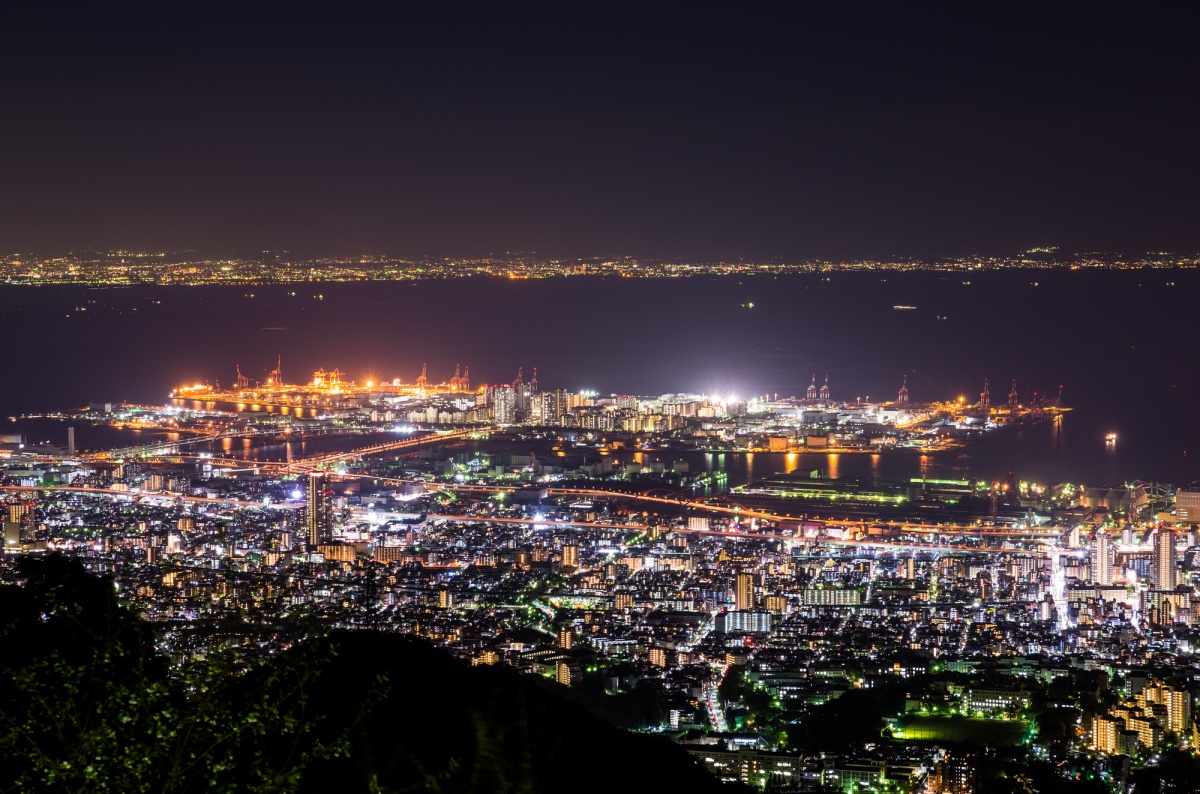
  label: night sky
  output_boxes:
[4,4,1199,259]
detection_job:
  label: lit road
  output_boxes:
[131,429,479,473]
[354,509,1032,554]
[299,428,479,466]
[707,667,730,732]
[0,485,297,510]
[14,487,1068,557]
[345,476,1071,542]
[1046,549,1071,632]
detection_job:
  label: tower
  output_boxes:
[235,364,249,390]
[461,365,470,391]
[305,471,334,549]
[735,572,755,611]
[1153,528,1177,590]
[1091,530,1112,586]
[979,378,990,410]
[806,374,818,401]
[531,367,539,392]
[897,375,909,405]
[416,363,428,392]
[1008,379,1018,408]
[819,373,830,401]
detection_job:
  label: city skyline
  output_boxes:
[1,247,1198,286]
[6,4,1200,791]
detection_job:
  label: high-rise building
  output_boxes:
[305,471,334,549]
[1140,681,1192,736]
[561,544,579,569]
[2,522,19,551]
[555,660,577,686]
[490,385,517,424]
[735,572,755,611]
[1091,531,1113,586]
[1154,528,1178,590]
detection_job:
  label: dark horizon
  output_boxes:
[4,4,1200,260]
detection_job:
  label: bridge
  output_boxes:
[298,428,480,466]
[113,428,482,473]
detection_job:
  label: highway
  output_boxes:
[0,484,297,510]
[133,428,480,473]
[353,509,1042,554]
[89,436,1072,545]
[298,428,479,465]
[0,486,1050,556]
[346,475,1069,542]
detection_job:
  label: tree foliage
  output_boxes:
[0,556,366,793]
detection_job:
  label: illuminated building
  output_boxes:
[557,628,573,649]
[801,587,862,606]
[1153,528,1177,590]
[555,660,577,686]
[1177,488,1200,524]
[489,385,517,424]
[306,471,334,549]
[2,521,19,551]
[1091,531,1112,585]
[1142,588,1191,626]
[1089,715,1121,754]
[561,544,579,569]
[735,572,755,610]
[7,501,34,528]
[316,544,354,563]
[1139,680,1192,736]
[689,747,799,789]
[717,610,772,634]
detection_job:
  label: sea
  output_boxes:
[2,268,1197,488]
